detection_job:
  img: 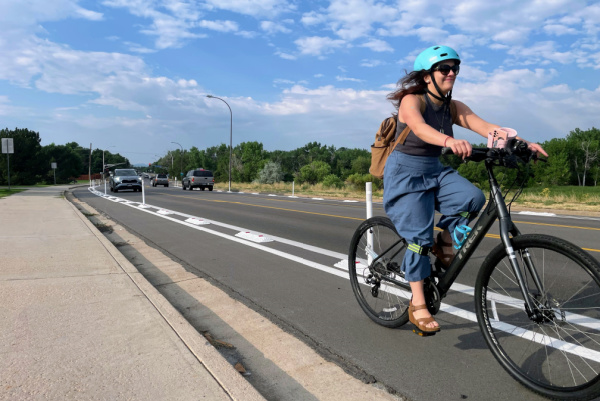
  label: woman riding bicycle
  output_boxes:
[384,45,548,335]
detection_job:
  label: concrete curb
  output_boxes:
[65,195,266,401]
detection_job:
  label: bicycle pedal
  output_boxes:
[412,328,437,337]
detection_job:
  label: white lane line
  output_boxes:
[518,211,557,216]
[89,187,600,361]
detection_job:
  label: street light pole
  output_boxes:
[206,95,232,193]
[171,141,183,182]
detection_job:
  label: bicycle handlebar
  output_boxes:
[441,139,540,167]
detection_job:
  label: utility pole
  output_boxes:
[89,143,92,187]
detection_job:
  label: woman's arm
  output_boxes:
[454,100,498,138]
[454,100,548,157]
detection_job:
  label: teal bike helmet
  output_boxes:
[414,45,460,71]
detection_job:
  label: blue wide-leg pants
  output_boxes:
[383,151,486,282]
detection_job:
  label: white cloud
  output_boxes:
[506,41,583,66]
[336,76,364,82]
[260,20,292,34]
[325,0,397,41]
[202,0,295,18]
[0,0,103,29]
[360,39,393,52]
[360,59,386,67]
[275,51,297,60]
[295,36,346,57]
[543,24,579,36]
[102,0,205,49]
[301,11,327,26]
[124,42,157,54]
[198,20,239,33]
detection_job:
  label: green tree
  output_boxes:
[202,144,230,183]
[41,143,84,183]
[350,155,371,175]
[529,138,570,186]
[188,147,215,172]
[331,147,370,179]
[232,141,267,182]
[268,150,300,181]
[0,127,45,185]
[565,128,600,186]
[457,161,488,190]
[297,160,331,184]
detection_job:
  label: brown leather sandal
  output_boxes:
[408,301,440,336]
[432,232,454,270]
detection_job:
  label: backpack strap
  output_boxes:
[396,94,458,147]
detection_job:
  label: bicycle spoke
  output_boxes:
[349,217,410,328]
[476,234,600,397]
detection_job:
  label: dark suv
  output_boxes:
[183,169,214,191]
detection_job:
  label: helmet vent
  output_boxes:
[433,46,440,50]
[440,53,448,57]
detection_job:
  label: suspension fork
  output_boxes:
[487,166,543,319]
[508,225,546,302]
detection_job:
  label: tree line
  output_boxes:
[0,128,130,185]
[1,126,599,189]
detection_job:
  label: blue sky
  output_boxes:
[1,0,599,164]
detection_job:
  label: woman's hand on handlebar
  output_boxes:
[447,138,472,159]
[526,142,548,157]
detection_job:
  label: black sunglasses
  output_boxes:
[432,64,460,76]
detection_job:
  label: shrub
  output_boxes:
[322,174,344,189]
[297,161,331,184]
[346,173,382,191]
[257,161,284,184]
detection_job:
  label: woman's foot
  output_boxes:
[408,301,440,335]
[432,231,454,269]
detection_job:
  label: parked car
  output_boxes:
[182,169,214,191]
[110,168,142,192]
[152,173,169,187]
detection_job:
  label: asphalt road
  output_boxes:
[73,183,600,401]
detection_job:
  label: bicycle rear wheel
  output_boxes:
[475,234,600,400]
[348,216,411,328]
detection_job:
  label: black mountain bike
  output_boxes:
[348,140,600,401]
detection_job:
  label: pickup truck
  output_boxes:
[182,169,214,191]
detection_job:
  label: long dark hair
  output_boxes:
[387,70,428,111]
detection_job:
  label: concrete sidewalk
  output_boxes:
[0,186,265,400]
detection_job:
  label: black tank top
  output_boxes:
[395,94,454,157]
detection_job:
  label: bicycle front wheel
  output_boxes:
[348,217,411,328]
[475,234,600,400]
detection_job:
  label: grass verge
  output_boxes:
[0,188,26,198]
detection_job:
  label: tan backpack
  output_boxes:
[369,94,457,178]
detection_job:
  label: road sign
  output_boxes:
[1,138,14,154]
[51,162,57,169]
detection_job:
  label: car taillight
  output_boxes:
[192,178,194,182]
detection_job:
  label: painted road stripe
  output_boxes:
[90,187,600,361]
